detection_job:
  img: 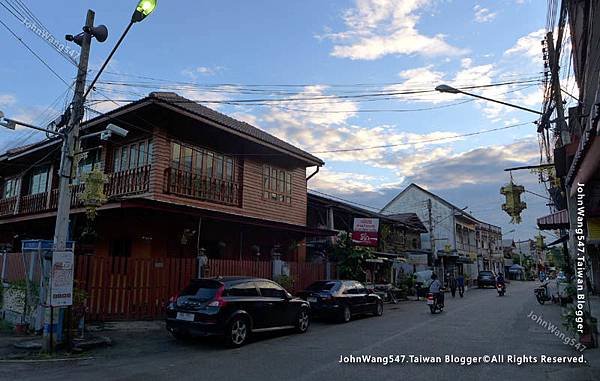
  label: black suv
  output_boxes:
[477,271,496,288]
[166,276,310,347]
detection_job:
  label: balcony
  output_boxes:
[456,242,477,253]
[0,165,150,218]
[164,167,241,207]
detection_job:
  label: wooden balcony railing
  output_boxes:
[19,193,47,214]
[106,165,150,197]
[0,165,151,218]
[164,167,241,207]
[0,196,17,216]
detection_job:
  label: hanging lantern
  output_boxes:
[536,233,545,251]
[500,178,527,224]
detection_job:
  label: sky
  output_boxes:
[0,0,574,242]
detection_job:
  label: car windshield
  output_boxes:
[178,279,222,302]
[479,272,494,276]
[306,281,338,292]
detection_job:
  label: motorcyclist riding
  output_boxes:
[429,273,444,307]
[496,272,506,292]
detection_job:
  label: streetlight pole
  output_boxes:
[42,1,157,352]
[42,9,96,353]
[1,2,156,352]
[435,84,544,115]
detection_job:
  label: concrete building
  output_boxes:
[381,183,502,281]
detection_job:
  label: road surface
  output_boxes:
[1,281,597,381]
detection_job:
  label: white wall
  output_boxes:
[382,186,456,252]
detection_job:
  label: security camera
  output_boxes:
[100,130,113,141]
[105,123,128,137]
[0,111,4,120]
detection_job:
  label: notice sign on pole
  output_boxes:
[351,218,380,247]
[50,251,74,307]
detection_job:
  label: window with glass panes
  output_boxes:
[75,148,101,184]
[170,141,235,182]
[2,178,19,199]
[112,139,152,172]
[29,167,49,195]
[262,165,292,204]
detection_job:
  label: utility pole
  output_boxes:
[427,199,437,277]
[42,9,95,353]
[546,31,570,145]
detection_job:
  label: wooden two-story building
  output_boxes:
[0,92,329,262]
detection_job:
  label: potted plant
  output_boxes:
[8,280,38,334]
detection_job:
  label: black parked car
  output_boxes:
[477,271,496,288]
[166,277,310,347]
[297,280,383,323]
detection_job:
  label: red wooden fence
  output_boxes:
[74,256,197,321]
[206,258,271,279]
[2,254,332,321]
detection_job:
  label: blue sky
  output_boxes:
[0,0,570,242]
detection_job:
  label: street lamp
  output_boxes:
[435,84,543,115]
[132,0,158,23]
[84,0,158,100]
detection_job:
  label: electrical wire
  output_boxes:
[0,15,70,86]
[0,0,77,66]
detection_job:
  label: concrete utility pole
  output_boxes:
[427,199,434,254]
[546,31,570,146]
[42,10,95,353]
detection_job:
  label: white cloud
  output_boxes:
[473,5,497,23]
[181,66,224,78]
[320,0,467,60]
[308,167,380,194]
[504,28,546,61]
[0,94,16,107]
[263,85,358,128]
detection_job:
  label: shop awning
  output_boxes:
[544,234,568,248]
[537,209,569,230]
[372,252,407,261]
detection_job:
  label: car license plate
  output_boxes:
[176,312,195,321]
[307,297,317,303]
[426,299,434,305]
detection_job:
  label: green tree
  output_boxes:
[329,232,374,281]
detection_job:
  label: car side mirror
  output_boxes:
[284,292,293,300]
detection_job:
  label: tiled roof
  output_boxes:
[148,92,324,166]
[385,213,428,232]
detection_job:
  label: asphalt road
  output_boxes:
[1,281,597,381]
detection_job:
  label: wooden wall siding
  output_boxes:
[150,126,308,226]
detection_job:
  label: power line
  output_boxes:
[0,15,70,86]
[0,0,77,65]
[89,78,544,105]
[311,121,534,154]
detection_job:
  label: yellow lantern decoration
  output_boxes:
[500,178,527,224]
[536,233,545,251]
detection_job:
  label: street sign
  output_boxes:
[351,218,379,247]
[50,251,74,307]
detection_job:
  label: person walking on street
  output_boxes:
[456,273,465,298]
[449,273,457,297]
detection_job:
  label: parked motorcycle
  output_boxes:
[426,292,444,314]
[534,282,552,304]
[496,282,506,296]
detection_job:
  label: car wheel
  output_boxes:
[374,302,383,316]
[295,308,310,333]
[225,316,249,347]
[170,330,190,341]
[339,305,351,323]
